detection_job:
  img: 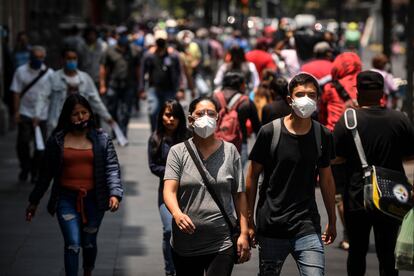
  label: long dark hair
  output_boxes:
[150,100,187,155]
[54,94,96,134]
[228,45,246,70]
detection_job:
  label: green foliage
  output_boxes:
[281,0,332,16]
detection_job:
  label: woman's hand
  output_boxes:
[236,233,251,264]
[173,212,196,234]
[109,196,120,212]
[26,204,37,222]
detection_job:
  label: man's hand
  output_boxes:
[14,113,20,124]
[321,222,337,245]
[26,204,37,222]
[248,221,257,248]
[32,117,40,127]
[173,212,195,234]
[106,118,115,126]
[139,90,147,100]
[237,233,251,263]
[99,85,107,95]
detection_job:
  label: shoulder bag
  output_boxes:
[184,140,241,263]
[20,67,49,99]
[344,108,414,220]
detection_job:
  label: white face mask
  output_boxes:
[291,96,317,118]
[193,115,217,138]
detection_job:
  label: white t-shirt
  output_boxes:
[10,64,54,120]
[63,74,81,87]
[280,49,300,79]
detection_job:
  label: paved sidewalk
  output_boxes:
[0,113,412,275]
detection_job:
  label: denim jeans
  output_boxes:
[158,184,175,275]
[159,203,175,275]
[147,87,176,132]
[56,191,105,276]
[258,234,325,276]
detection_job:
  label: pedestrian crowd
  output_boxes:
[1,17,411,276]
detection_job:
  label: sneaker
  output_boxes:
[339,240,349,251]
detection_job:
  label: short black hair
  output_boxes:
[274,77,289,98]
[61,47,78,58]
[189,96,219,114]
[222,71,245,90]
[288,73,320,95]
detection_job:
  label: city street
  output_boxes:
[1,0,414,275]
[0,111,412,276]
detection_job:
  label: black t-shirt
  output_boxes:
[249,119,335,238]
[261,98,291,125]
[334,107,414,211]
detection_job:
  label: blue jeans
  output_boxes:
[56,191,105,276]
[147,87,176,132]
[158,184,175,275]
[258,234,325,276]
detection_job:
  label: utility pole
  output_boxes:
[406,0,414,122]
[382,0,392,58]
[261,0,268,19]
[336,0,343,44]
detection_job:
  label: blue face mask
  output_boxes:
[30,57,43,70]
[65,60,78,71]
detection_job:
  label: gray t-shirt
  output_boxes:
[164,139,245,256]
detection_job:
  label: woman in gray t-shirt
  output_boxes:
[164,96,251,276]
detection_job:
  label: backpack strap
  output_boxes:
[271,118,282,159]
[312,120,322,159]
[228,93,243,110]
[333,80,351,102]
[344,108,370,175]
[215,91,228,110]
[271,118,322,160]
[216,91,243,111]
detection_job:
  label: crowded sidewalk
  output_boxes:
[0,111,412,275]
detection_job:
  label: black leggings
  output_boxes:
[172,247,234,276]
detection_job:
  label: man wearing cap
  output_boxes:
[333,70,414,276]
[300,41,334,87]
[139,29,181,131]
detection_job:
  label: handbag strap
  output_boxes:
[344,108,370,177]
[333,80,351,102]
[20,67,49,99]
[184,140,235,233]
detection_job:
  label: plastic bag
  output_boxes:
[395,208,414,271]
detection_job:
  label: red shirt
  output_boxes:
[301,59,333,80]
[245,49,277,79]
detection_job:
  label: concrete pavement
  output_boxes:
[0,112,412,276]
